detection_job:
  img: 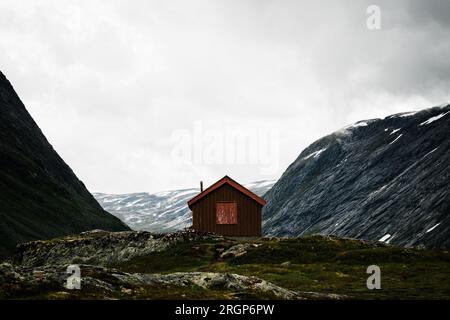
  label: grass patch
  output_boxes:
[86,235,450,299]
[113,239,229,273]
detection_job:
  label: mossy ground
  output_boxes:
[5,235,449,300]
[112,236,450,300]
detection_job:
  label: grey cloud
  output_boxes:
[408,0,450,27]
[0,0,449,193]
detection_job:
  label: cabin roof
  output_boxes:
[187,175,267,209]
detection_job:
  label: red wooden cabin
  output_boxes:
[187,176,266,236]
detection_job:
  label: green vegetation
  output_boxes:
[114,241,219,273]
[3,234,448,300]
[113,236,450,300]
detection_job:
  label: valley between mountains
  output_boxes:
[0,70,449,300]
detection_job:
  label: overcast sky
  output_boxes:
[1,0,449,193]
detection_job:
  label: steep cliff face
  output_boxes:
[0,71,129,257]
[263,104,450,248]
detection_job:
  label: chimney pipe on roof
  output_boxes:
[200,181,203,193]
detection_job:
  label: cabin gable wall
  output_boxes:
[191,184,262,236]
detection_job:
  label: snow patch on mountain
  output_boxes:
[426,223,440,233]
[388,134,403,145]
[390,128,401,135]
[419,111,449,126]
[302,148,327,160]
[397,111,418,118]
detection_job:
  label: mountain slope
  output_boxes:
[263,104,450,248]
[0,71,129,257]
[94,180,275,232]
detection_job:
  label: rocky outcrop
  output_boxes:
[0,230,352,299]
[10,229,223,268]
[263,104,450,248]
[0,263,345,300]
[2,230,446,300]
[113,271,301,299]
[220,243,259,259]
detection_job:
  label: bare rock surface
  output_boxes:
[10,229,223,268]
[263,104,450,248]
[0,262,345,300]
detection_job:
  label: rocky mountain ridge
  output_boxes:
[0,71,129,257]
[263,104,450,248]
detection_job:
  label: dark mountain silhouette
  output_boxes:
[263,104,450,248]
[0,71,129,257]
